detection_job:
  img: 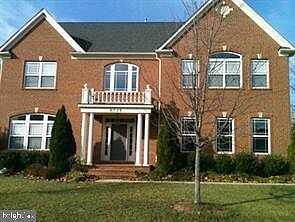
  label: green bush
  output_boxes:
[0,150,49,172]
[156,119,179,175]
[261,155,290,177]
[200,152,215,172]
[288,125,295,172]
[215,155,235,174]
[234,153,259,175]
[49,105,76,175]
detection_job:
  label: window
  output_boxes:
[208,52,242,88]
[216,118,234,153]
[24,62,57,89]
[181,60,197,88]
[181,117,197,152]
[251,60,269,88]
[252,118,270,154]
[104,63,139,91]
[9,114,55,150]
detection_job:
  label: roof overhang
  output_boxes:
[71,52,157,60]
[0,51,11,59]
[278,48,295,57]
[157,0,295,53]
[0,9,85,53]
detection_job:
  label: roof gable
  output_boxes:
[0,9,85,52]
[158,0,294,51]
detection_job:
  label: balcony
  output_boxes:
[80,84,152,105]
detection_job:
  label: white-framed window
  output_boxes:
[180,117,197,152]
[208,52,242,89]
[9,114,55,150]
[251,118,271,155]
[216,118,235,154]
[104,63,139,91]
[251,60,269,89]
[24,62,57,89]
[181,60,197,88]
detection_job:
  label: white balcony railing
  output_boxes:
[81,84,152,105]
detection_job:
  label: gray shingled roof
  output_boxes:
[59,22,182,52]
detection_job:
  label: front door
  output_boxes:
[110,124,127,161]
[101,118,136,162]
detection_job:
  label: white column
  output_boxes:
[80,112,88,162]
[143,113,150,166]
[86,113,94,165]
[135,113,142,166]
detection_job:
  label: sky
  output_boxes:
[0,0,295,46]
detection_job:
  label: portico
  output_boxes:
[78,84,153,166]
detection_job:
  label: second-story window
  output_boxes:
[24,62,57,89]
[181,60,197,88]
[104,63,139,91]
[208,52,242,89]
[251,60,269,88]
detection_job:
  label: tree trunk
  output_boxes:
[194,138,201,205]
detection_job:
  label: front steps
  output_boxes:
[87,163,150,180]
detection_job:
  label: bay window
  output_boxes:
[24,62,57,89]
[9,114,55,150]
[208,52,242,88]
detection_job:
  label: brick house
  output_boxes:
[0,0,294,173]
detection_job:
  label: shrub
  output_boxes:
[288,125,295,172]
[0,150,49,172]
[156,119,179,175]
[234,153,259,175]
[215,155,235,174]
[261,155,290,177]
[49,105,76,175]
[200,152,215,172]
[64,170,88,182]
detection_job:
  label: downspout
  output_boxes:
[156,52,162,135]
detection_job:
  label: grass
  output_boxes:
[0,176,295,221]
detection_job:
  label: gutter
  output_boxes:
[0,51,11,59]
[279,48,295,57]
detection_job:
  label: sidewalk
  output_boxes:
[94,179,295,186]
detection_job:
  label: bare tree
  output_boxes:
[156,0,263,205]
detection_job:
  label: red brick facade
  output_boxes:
[0,1,292,166]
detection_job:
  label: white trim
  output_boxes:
[104,63,139,92]
[208,52,243,89]
[251,118,271,155]
[0,9,84,52]
[251,59,270,89]
[232,0,294,49]
[158,0,213,50]
[216,117,235,154]
[101,117,136,162]
[24,61,57,89]
[157,0,294,51]
[143,113,150,166]
[8,113,55,150]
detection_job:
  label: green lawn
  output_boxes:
[0,177,295,221]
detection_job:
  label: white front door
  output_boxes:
[101,118,136,162]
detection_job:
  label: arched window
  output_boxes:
[9,113,55,150]
[104,63,139,91]
[208,52,242,88]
